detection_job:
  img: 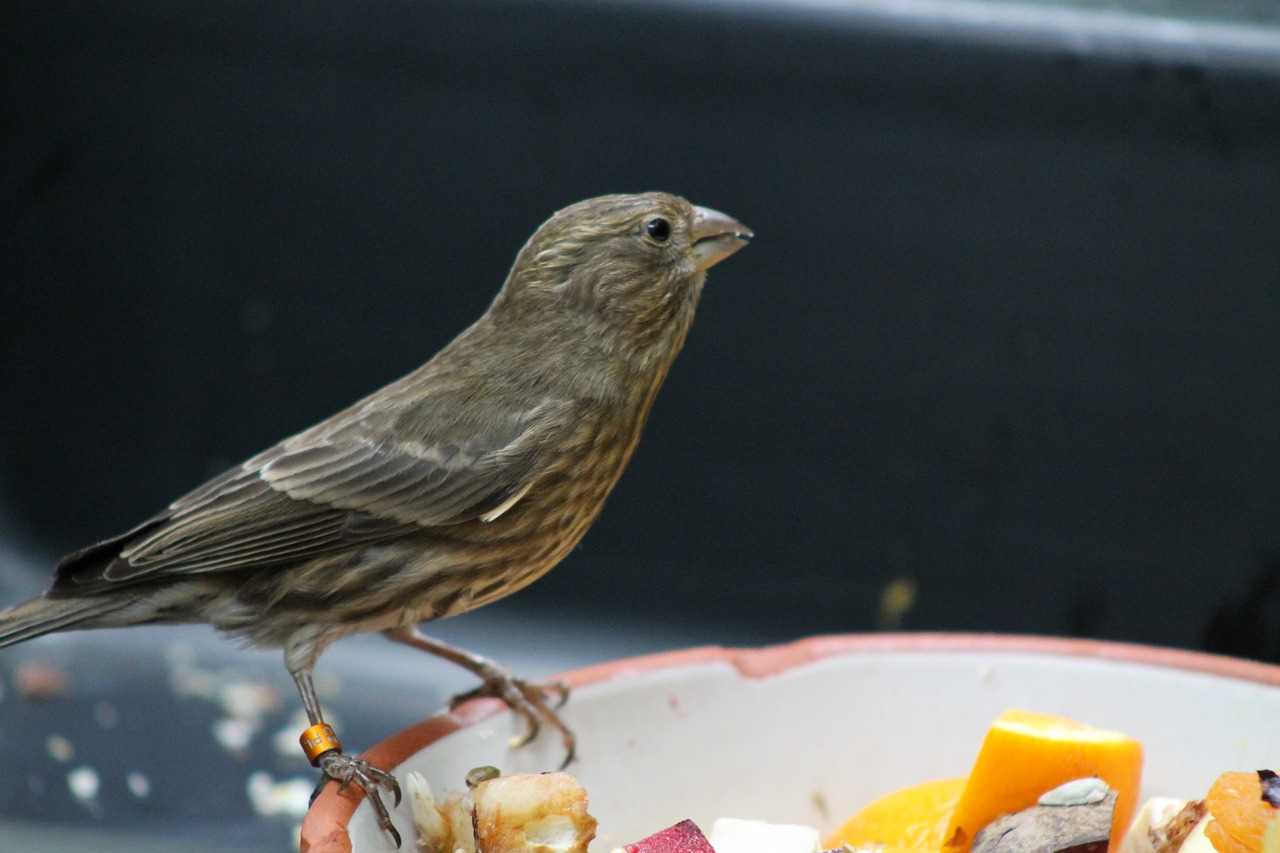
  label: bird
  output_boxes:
[0,192,752,846]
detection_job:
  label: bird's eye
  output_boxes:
[645,217,671,243]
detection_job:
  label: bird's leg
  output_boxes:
[292,667,403,848]
[383,626,575,767]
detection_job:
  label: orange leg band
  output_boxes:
[299,723,341,766]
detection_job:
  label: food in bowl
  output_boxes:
[304,635,1280,853]
[399,706,1279,853]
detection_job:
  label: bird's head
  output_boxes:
[494,192,752,352]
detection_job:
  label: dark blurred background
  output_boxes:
[2,0,1279,848]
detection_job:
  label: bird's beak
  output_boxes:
[690,205,753,272]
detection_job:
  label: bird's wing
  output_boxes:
[54,395,580,587]
[256,402,569,528]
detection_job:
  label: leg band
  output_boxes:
[300,723,341,766]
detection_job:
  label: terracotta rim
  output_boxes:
[299,632,1280,852]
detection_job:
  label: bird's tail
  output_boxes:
[0,595,130,649]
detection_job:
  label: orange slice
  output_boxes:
[825,777,966,853]
[942,709,1143,853]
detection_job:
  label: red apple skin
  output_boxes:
[624,820,717,853]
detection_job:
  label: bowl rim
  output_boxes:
[299,631,1280,852]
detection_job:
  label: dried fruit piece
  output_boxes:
[824,776,966,852]
[943,710,1143,853]
[1260,773,1280,809]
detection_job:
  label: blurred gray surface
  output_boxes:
[0,545,747,852]
[0,822,224,853]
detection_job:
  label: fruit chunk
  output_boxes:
[942,709,1143,853]
[710,817,821,853]
[1205,771,1280,853]
[623,819,717,853]
[1119,797,1207,853]
[471,772,598,853]
[1171,813,1219,853]
[1264,815,1280,853]
[411,770,597,853]
[824,776,966,852]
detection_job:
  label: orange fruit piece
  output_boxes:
[1205,771,1280,853]
[942,709,1143,853]
[825,777,966,853]
[1266,814,1280,853]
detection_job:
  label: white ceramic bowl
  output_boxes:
[301,633,1280,852]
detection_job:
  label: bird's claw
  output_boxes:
[449,668,575,768]
[317,751,403,847]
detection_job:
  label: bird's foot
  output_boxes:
[449,663,575,767]
[379,626,576,766]
[314,750,403,847]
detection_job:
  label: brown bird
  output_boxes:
[0,192,751,845]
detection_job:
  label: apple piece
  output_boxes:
[708,817,821,853]
[623,819,717,853]
[1182,816,1223,853]
[1122,799,1198,853]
